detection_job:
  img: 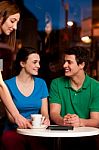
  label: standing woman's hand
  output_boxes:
[14,113,33,129]
[6,109,33,129]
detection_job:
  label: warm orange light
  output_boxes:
[81,36,91,43]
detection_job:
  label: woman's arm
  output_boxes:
[41,98,50,125]
[5,108,32,128]
[0,71,32,128]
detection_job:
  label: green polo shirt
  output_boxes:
[49,74,99,119]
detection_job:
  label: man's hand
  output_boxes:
[63,113,81,127]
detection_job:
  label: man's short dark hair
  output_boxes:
[64,46,90,71]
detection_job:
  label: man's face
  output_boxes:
[63,54,84,77]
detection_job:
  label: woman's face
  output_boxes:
[21,53,40,76]
[1,13,20,35]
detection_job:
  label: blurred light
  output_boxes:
[45,21,52,35]
[81,36,91,43]
[67,21,73,27]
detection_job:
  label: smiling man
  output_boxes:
[49,46,99,128]
[49,46,99,150]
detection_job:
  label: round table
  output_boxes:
[17,126,99,150]
[17,126,99,137]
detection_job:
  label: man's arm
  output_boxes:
[50,103,99,127]
[64,112,99,127]
[50,103,64,125]
[80,112,99,127]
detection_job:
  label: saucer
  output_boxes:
[32,125,47,129]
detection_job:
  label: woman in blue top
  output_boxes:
[2,47,50,150]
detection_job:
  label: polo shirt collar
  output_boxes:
[82,73,90,89]
[64,74,90,89]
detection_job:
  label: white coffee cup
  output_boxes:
[31,114,45,127]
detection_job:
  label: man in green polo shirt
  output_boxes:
[49,46,99,127]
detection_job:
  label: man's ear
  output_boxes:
[80,62,85,69]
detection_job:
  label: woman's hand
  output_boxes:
[14,114,33,129]
[42,117,50,126]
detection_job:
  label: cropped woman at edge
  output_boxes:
[0,1,32,128]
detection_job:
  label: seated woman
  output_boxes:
[2,47,50,150]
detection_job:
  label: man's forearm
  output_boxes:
[80,118,99,127]
[51,114,64,125]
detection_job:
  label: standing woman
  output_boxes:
[0,1,32,128]
[2,47,50,150]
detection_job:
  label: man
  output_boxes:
[49,46,99,150]
[49,46,99,127]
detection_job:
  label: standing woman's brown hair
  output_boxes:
[0,1,20,50]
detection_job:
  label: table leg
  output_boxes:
[53,137,61,150]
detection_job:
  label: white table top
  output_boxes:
[17,126,99,138]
